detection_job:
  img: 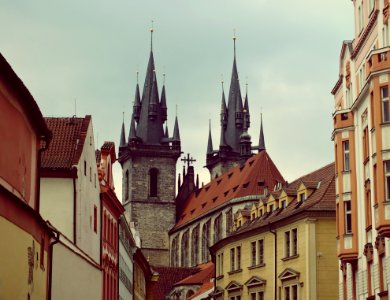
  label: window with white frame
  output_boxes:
[250,239,264,267]
[250,292,264,300]
[381,86,390,122]
[358,5,364,33]
[284,284,298,300]
[385,161,390,202]
[217,252,224,277]
[344,200,352,234]
[229,246,241,272]
[343,141,350,171]
[299,193,306,202]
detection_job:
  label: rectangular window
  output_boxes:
[251,293,256,300]
[269,204,274,212]
[84,160,87,176]
[292,228,298,256]
[365,184,372,228]
[93,205,97,233]
[363,127,369,161]
[285,231,290,257]
[385,161,390,202]
[358,5,363,33]
[343,141,350,171]
[284,285,298,300]
[285,286,290,300]
[237,246,241,270]
[251,241,256,266]
[259,292,264,300]
[299,193,306,202]
[258,239,264,265]
[345,201,352,234]
[281,200,286,208]
[230,248,235,271]
[382,86,390,122]
[40,236,45,269]
[89,167,92,182]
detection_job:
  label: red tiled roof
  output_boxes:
[152,266,199,300]
[174,262,214,286]
[41,116,91,170]
[173,151,285,230]
[188,281,214,300]
[222,163,335,240]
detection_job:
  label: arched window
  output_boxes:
[125,170,129,200]
[181,230,189,267]
[149,168,159,197]
[171,236,179,267]
[202,221,210,262]
[191,225,199,266]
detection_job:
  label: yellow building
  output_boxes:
[331,1,390,299]
[210,163,337,300]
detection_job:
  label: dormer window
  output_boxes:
[269,204,274,212]
[281,200,287,209]
[299,193,306,202]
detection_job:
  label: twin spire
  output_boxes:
[120,25,181,148]
[207,33,266,158]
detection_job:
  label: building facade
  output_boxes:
[97,142,125,300]
[118,32,181,266]
[332,1,390,299]
[0,52,54,300]
[40,116,103,299]
[210,163,338,300]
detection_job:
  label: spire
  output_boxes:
[225,31,244,152]
[133,73,141,122]
[258,113,266,152]
[244,81,250,129]
[150,20,154,51]
[128,112,137,141]
[173,115,180,141]
[220,81,227,147]
[160,75,167,122]
[120,113,126,147]
[164,123,169,138]
[207,119,213,154]
[148,71,159,120]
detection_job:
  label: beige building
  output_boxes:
[331,0,390,299]
[210,163,337,300]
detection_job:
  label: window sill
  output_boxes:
[282,254,299,261]
[248,263,265,270]
[228,269,242,275]
[343,233,353,237]
[216,275,224,280]
[381,121,390,127]
[342,170,351,174]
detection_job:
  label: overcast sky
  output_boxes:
[1,1,354,201]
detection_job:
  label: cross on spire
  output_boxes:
[181,153,196,169]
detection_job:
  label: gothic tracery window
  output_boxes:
[181,230,189,267]
[191,225,199,266]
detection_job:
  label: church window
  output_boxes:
[201,221,210,262]
[149,168,159,197]
[191,225,199,266]
[214,214,222,243]
[181,230,189,267]
[226,209,233,236]
[171,236,179,267]
[125,171,129,200]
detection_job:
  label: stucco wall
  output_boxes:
[0,217,48,300]
[40,177,74,240]
[51,241,102,300]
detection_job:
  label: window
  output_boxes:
[40,236,45,269]
[125,171,129,200]
[237,246,241,270]
[181,230,189,267]
[149,168,158,197]
[93,205,97,233]
[191,225,199,266]
[285,229,298,258]
[284,284,298,300]
[214,214,223,243]
[345,201,352,234]
[382,86,390,122]
[269,204,274,212]
[385,161,390,202]
[365,181,372,229]
[202,222,210,262]
[89,167,92,182]
[84,160,87,176]
[171,236,179,267]
[368,0,375,14]
[281,200,286,209]
[251,242,256,266]
[226,209,233,235]
[230,248,235,271]
[358,5,363,33]
[258,239,264,265]
[250,239,264,267]
[363,127,369,161]
[343,141,350,171]
[299,193,306,202]
[217,252,224,276]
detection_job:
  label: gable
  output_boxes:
[278,268,300,281]
[245,276,266,287]
[225,280,243,291]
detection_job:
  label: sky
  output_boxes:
[1,0,354,202]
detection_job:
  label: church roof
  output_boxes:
[41,116,91,170]
[211,162,335,250]
[173,150,285,230]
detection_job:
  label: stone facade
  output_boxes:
[121,149,179,266]
[209,159,240,180]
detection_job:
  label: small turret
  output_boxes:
[148,72,159,120]
[258,113,266,152]
[120,116,126,148]
[160,75,168,122]
[207,119,213,155]
[133,73,141,122]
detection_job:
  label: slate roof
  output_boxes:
[41,116,91,170]
[173,150,285,230]
[152,266,199,300]
[212,162,335,248]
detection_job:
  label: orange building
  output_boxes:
[332,0,390,299]
[0,52,54,299]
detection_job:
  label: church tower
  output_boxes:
[206,35,252,179]
[118,28,181,266]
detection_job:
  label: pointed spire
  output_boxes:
[120,113,126,147]
[150,20,154,51]
[160,74,167,122]
[220,81,227,127]
[207,119,213,154]
[164,123,169,138]
[133,73,141,122]
[173,114,180,141]
[128,112,137,141]
[258,113,266,152]
[244,80,250,129]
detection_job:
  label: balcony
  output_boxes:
[366,47,390,77]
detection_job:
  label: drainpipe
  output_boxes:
[47,226,60,300]
[72,166,77,244]
[269,222,277,300]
